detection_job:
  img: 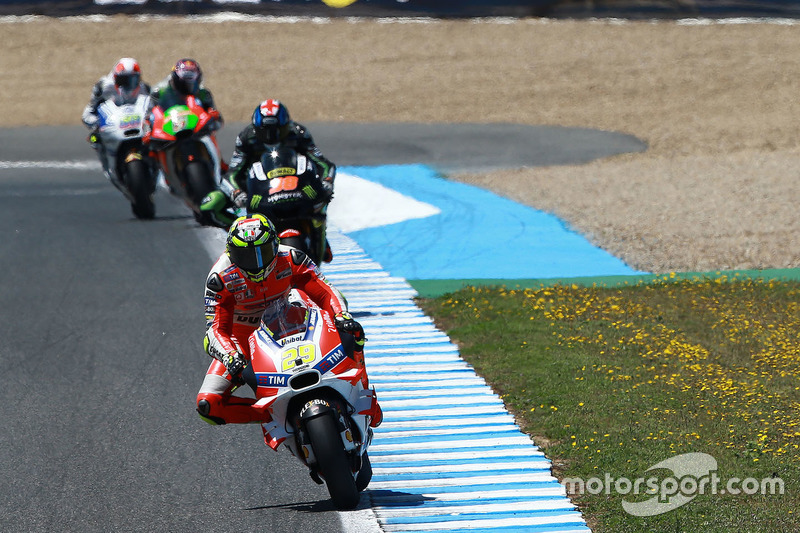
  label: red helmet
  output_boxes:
[170,58,203,95]
[113,58,141,102]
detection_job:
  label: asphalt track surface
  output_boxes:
[0,123,644,532]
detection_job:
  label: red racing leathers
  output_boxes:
[197,245,348,425]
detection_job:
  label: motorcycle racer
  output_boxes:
[147,58,221,122]
[145,58,227,171]
[82,57,151,133]
[200,99,336,261]
[196,214,381,427]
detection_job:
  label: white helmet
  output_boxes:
[112,58,142,103]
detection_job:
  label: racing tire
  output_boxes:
[126,159,156,220]
[306,414,360,510]
[355,452,372,492]
[185,161,216,226]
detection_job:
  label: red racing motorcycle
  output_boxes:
[241,290,378,510]
[145,96,223,225]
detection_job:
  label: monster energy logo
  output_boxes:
[302,186,317,199]
[250,195,262,209]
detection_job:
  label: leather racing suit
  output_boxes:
[81,75,151,131]
[146,76,220,118]
[197,245,352,425]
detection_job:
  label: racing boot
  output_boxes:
[369,395,383,428]
[353,332,382,427]
[199,190,236,229]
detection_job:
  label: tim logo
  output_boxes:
[257,374,288,387]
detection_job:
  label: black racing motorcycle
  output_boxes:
[245,145,331,264]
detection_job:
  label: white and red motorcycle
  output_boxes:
[243,290,378,510]
[92,93,157,219]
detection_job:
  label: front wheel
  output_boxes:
[125,159,156,220]
[355,452,372,492]
[306,414,360,510]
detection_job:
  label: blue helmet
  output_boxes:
[252,99,290,144]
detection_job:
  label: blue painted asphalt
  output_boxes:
[341,164,646,281]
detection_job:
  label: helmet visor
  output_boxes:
[115,73,140,91]
[228,241,277,274]
[177,71,200,94]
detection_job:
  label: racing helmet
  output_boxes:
[226,214,279,282]
[170,58,203,95]
[252,99,291,144]
[113,58,142,102]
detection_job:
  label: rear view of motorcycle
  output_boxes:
[245,145,331,264]
[145,96,223,225]
[243,290,378,510]
[91,93,157,219]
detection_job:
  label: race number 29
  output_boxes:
[281,343,316,370]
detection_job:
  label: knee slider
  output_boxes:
[197,397,226,425]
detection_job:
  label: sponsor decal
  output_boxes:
[119,113,142,129]
[279,333,306,346]
[275,267,292,280]
[221,269,242,282]
[314,346,346,374]
[266,191,303,203]
[321,311,337,333]
[267,167,296,180]
[225,280,247,292]
[256,373,291,387]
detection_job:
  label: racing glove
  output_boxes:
[232,189,248,208]
[223,352,247,380]
[335,312,365,347]
[88,127,101,146]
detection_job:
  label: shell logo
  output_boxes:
[322,0,358,6]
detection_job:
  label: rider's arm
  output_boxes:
[222,132,253,198]
[204,269,242,360]
[295,124,336,199]
[289,249,348,316]
[197,87,224,128]
[81,80,106,130]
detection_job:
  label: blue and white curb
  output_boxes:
[323,230,591,533]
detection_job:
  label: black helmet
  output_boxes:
[170,58,203,95]
[252,99,291,144]
[226,214,279,282]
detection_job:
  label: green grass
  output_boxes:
[417,275,800,532]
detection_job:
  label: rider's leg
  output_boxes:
[196,359,270,425]
[199,190,236,229]
[338,328,382,427]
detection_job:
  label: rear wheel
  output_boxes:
[185,161,216,225]
[306,414,360,510]
[125,159,156,220]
